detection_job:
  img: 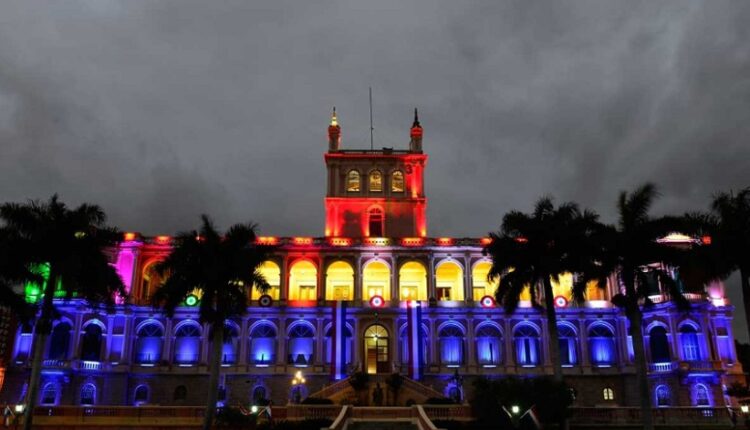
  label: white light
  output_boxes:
[14,404,24,413]
[742,405,749,414]
[251,405,259,414]
[511,405,520,415]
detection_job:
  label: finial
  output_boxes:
[330,106,338,127]
[412,108,421,128]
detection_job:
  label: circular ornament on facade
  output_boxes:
[258,295,273,307]
[369,295,385,308]
[480,295,496,308]
[185,294,199,307]
[554,295,568,308]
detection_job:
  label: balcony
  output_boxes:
[42,359,67,368]
[649,361,677,373]
[678,360,723,373]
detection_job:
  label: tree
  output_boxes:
[605,184,695,430]
[484,198,607,382]
[0,195,124,430]
[385,372,404,406]
[151,216,270,430]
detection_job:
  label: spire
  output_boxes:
[409,107,423,153]
[328,106,341,152]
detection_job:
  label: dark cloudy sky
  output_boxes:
[1,1,749,338]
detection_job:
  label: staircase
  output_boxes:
[347,422,418,430]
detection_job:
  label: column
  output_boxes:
[315,317,324,365]
[463,254,473,303]
[163,318,173,365]
[239,317,249,366]
[466,319,476,369]
[277,318,287,366]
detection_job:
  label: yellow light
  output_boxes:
[330,109,338,126]
[124,232,136,241]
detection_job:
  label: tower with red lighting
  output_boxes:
[324,108,428,238]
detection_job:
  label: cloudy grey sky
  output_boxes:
[1,1,749,337]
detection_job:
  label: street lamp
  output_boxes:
[741,404,749,414]
[291,370,306,404]
[511,405,520,415]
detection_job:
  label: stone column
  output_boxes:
[277,318,287,366]
[239,317,249,366]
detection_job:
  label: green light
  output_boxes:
[24,263,66,304]
[185,295,199,306]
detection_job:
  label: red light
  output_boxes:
[701,235,712,245]
[436,237,454,246]
[293,237,313,245]
[369,295,385,308]
[480,295,495,308]
[123,232,136,241]
[515,237,528,243]
[329,237,352,246]
[480,237,493,246]
[401,237,424,247]
[554,296,568,308]
[257,236,279,245]
[156,235,170,243]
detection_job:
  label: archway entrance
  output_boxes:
[364,324,389,374]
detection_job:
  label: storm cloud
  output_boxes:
[1,1,749,337]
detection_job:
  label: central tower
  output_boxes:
[324,108,428,238]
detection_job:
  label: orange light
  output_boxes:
[436,237,454,246]
[329,237,352,246]
[365,237,389,246]
[701,235,712,245]
[401,237,424,247]
[156,235,170,243]
[293,237,313,245]
[257,236,279,245]
[123,232,136,241]
[480,237,493,246]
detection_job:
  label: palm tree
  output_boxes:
[605,184,694,430]
[0,195,125,430]
[484,197,606,382]
[151,216,270,430]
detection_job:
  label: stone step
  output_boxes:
[347,421,418,430]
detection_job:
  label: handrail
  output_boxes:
[327,405,350,430]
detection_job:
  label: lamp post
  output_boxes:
[291,371,306,404]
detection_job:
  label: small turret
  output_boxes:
[328,107,341,152]
[409,108,423,153]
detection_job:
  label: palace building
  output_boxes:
[1,110,743,410]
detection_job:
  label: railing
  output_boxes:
[42,359,66,367]
[569,407,732,426]
[649,361,677,373]
[310,377,353,399]
[327,405,350,430]
[79,360,101,371]
[285,405,342,420]
[421,405,472,421]
[349,406,413,420]
[402,376,445,400]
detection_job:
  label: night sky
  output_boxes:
[1,1,749,339]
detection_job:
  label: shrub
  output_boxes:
[301,397,333,405]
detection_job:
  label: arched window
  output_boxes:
[589,324,615,366]
[15,323,34,362]
[347,170,361,192]
[41,383,58,405]
[288,323,315,366]
[399,261,427,301]
[680,325,701,361]
[368,208,384,237]
[252,260,281,300]
[80,323,103,361]
[694,384,710,406]
[603,387,614,401]
[134,385,149,405]
[174,385,187,401]
[252,386,267,404]
[326,261,354,301]
[439,324,464,366]
[476,324,502,365]
[514,325,540,366]
[325,324,352,364]
[288,260,317,302]
[219,324,239,365]
[363,260,391,301]
[435,261,464,301]
[655,385,670,407]
[80,383,96,405]
[391,171,404,193]
[47,322,71,360]
[400,324,429,365]
[135,322,163,364]
[141,262,166,301]
[174,323,202,365]
[649,326,671,363]
[558,324,578,366]
[364,324,389,374]
[369,170,383,192]
[249,323,276,365]
[471,261,498,301]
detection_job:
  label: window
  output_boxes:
[398,261,427,301]
[680,325,701,361]
[368,208,384,237]
[80,323,103,362]
[369,170,382,192]
[589,325,615,366]
[80,383,96,405]
[219,324,239,364]
[288,260,318,302]
[439,324,464,366]
[476,324,502,365]
[252,260,281,300]
[603,387,614,401]
[252,386,267,404]
[655,385,670,407]
[435,261,464,301]
[41,383,58,405]
[325,261,354,301]
[363,260,391,301]
[48,322,71,360]
[649,326,671,363]
[472,262,498,301]
[174,323,201,365]
[249,323,276,365]
[135,323,163,364]
[141,263,166,301]
[288,323,315,366]
[174,385,187,401]
[558,324,578,366]
[325,325,352,364]
[134,385,149,404]
[400,325,429,365]
[694,384,710,406]
[514,325,540,366]
[346,170,361,192]
[391,171,404,193]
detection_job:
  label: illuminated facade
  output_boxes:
[0,110,743,410]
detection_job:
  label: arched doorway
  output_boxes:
[364,324,389,374]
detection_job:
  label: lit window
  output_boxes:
[363,261,391,301]
[369,170,382,192]
[603,387,614,401]
[249,323,276,365]
[289,260,318,301]
[134,385,149,405]
[288,323,315,366]
[435,261,464,301]
[252,261,281,300]
[514,325,540,366]
[391,171,404,193]
[217,324,239,365]
[589,324,615,366]
[80,383,96,405]
[174,323,201,365]
[558,324,578,366]
[399,261,427,301]
[347,170,360,192]
[135,323,163,364]
[439,324,465,365]
[655,385,670,406]
[41,383,58,405]
[680,325,701,361]
[649,326,671,363]
[80,323,103,362]
[325,261,354,301]
[472,262,497,301]
[476,324,502,365]
[368,208,384,237]
[325,325,352,364]
[694,384,710,406]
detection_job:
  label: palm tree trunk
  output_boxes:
[629,309,654,430]
[542,278,563,382]
[23,270,57,430]
[203,322,224,430]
